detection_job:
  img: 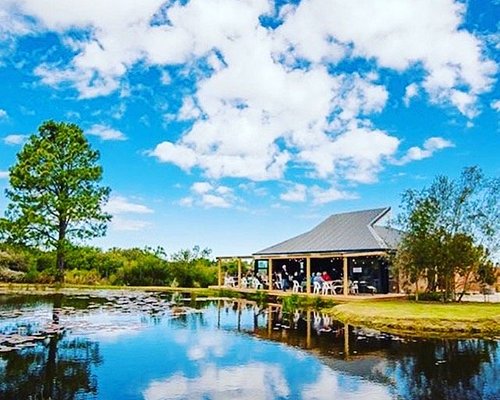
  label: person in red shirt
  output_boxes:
[321,271,332,282]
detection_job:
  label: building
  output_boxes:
[252,207,402,295]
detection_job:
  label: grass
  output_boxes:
[327,300,500,338]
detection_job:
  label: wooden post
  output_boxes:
[268,258,273,291]
[267,305,273,336]
[343,256,349,295]
[306,309,311,348]
[306,257,311,294]
[218,258,222,288]
[343,323,350,359]
[237,258,242,288]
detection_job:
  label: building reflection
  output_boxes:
[216,299,500,400]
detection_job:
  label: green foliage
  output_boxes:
[0,243,217,288]
[396,166,499,301]
[0,120,111,281]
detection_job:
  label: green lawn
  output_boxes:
[328,300,500,338]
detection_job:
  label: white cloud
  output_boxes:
[0,170,9,179]
[87,124,126,141]
[110,217,152,232]
[181,181,236,208]
[3,134,27,145]
[491,99,500,112]
[3,0,496,198]
[105,196,153,214]
[280,184,307,202]
[396,136,454,165]
[403,83,419,106]
[310,185,358,205]
[191,181,213,195]
[160,70,171,85]
[0,108,7,119]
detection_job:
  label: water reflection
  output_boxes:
[0,294,101,400]
[0,293,498,400]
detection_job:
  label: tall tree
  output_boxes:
[0,120,111,281]
[396,166,499,301]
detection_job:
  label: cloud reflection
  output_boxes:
[143,362,290,400]
[301,366,392,400]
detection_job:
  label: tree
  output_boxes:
[396,166,499,301]
[0,120,111,281]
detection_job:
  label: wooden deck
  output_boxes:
[209,285,407,303]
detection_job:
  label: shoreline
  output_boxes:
[328,301,500,339]
[2,283,499,339]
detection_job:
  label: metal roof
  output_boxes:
[254,207,399,255]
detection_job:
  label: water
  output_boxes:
[0,291,498,400]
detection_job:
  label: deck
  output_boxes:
[209,285,407,302]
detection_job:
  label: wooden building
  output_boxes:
[218,207,402,296]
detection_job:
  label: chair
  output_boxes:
[321,281,332,295]
[224,276,235,287]
[252,277,263,289]
[292,280,302,293]
[241,277,248,288]
[350,280,359,294]
[313,281,321,294]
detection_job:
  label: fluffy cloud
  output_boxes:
[280,184,307,202]
[396,137,454,165]
[0,170,9,179]
[86,124,126,141]
[310,185,358,205]
[105,196,153,232]
[3,134,27,145]
[180,181,236,208]
[105,196,153,214]
[403,83,419,106]
[2,0,496,197]
[491,99,500,112]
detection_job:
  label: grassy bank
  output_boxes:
[328,300,500,338]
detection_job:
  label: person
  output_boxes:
[281,265,290,291]
[313,272,324,285]
[321,271,332,282]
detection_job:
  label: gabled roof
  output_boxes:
[254,207,399,256]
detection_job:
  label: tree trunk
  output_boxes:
[56,219,66,282]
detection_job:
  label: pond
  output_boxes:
[0,290,498,400]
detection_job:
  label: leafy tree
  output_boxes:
[0,121,111,281]
[396,166,499,301]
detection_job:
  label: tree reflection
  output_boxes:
[0,294,102,400]
[383,339,500,399]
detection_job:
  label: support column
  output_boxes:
[218,258,222,288]
[306,309,312,349]
[306,257,311,294]
[343,256,349,296]
[237,258,242,288]
[268,258,273,291]
[343,323,350,359]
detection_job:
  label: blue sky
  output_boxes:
[0,0,498,256]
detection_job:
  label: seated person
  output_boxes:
[321,271,332,282]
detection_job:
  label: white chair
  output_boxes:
[350,281,359,294]
[313,281,321,294]
[252,277,263,289]
[292,280,302,293]
[322,281,333,295]
[241,277,248,288]
[224,276,235,287]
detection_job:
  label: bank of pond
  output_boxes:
[0,288,499,399]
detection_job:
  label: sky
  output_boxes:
[0,0,498,257]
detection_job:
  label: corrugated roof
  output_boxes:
[254,207,399,255]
